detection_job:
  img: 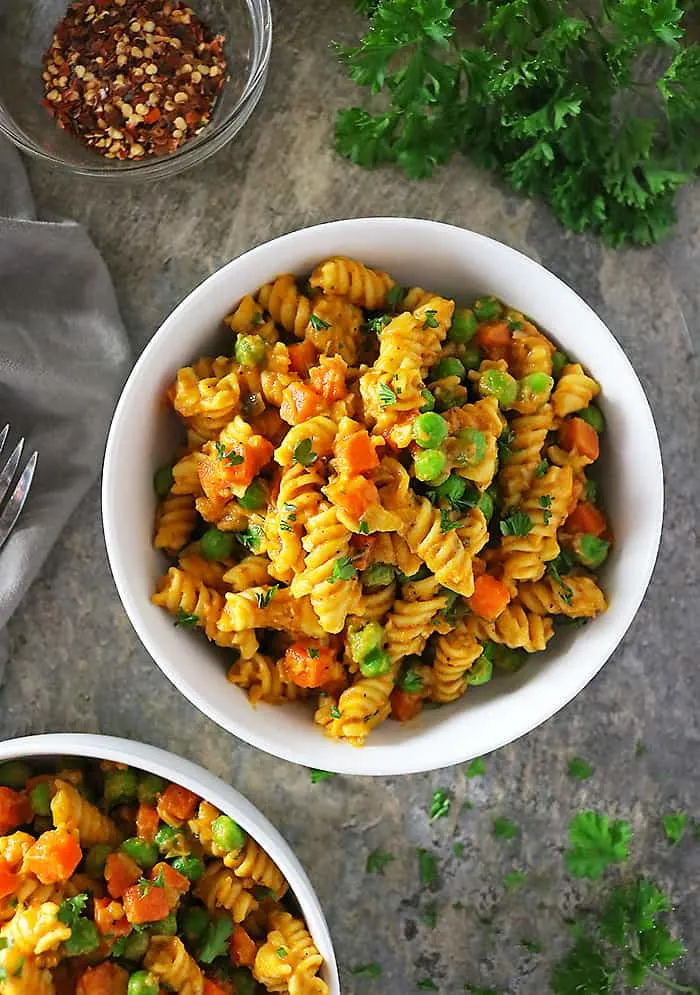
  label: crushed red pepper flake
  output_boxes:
[41,0,227,160]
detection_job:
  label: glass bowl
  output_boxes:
[0,0,271,179]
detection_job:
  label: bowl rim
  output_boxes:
[0,0,272,179]
[0,732,340,993]
[102,217,664,776]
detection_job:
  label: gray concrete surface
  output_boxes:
[2,1,700,991]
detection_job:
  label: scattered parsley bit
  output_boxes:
[377,382,397,406]
[521,939,541,954]
[329,555,358,583]
[309,313,331,331]
[534,460,549,478]
[399,667,424,694]
[252,886,277,901]
[280,520,292,532]
[497,426,515,463]
[663,812,689,845]
[417,848,439,887]
[350,963,383,978]
[464,986,499,995]
[493,817,519,841]
[547,556,574,605]
[293,439,318,467]
[366,314,392,334]
[358,519,370,534]
[452,842,464,858]
[507,317,523,331]
[366,848,395,875]
[308,647,320,659]
[174,608,199,628]
[330,705,341,719]
[310,769,335,784]
[417,981,438,992]
[539,493,553,525]
[236,524,265,552]
[499,511,533,537]
[504,869,527,892]
[276,947,287,959]
[465,757,486,778]
[440,508,462,533]
[635,739,647,757]
[568,757,594,781]
[429,788,451,821]
[214,441,244,466]
[422,902,438,929]
[255,585,280,609]
[422,309,439,329]
[198,916,234,964]
[564,811,631,880]
[386,284,404,309]
[59,894,100,956]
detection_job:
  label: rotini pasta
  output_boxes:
[151,262,611,742]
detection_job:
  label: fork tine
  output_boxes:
[0,451,37,552]
[0,425,8,459]
[0,438,23,505]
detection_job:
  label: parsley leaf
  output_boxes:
[358,518,370,534]
[309,313,331,331]
[399,667,424,694]
[58,894,88,927]
[175,608,199,628]
[310,769,335,784]
[293,439,317,467]
[329,555,358,582]
[534,460,549,478]
[377,382,397,407]
[350,963,383,977]
[276,947,287,959]
[493,817,519,841]
[59,894,100,957]
[521,939,541,954]
[422,902,438,929]
[255,585,280,609]
[422,309,439,329]
[499,511,533,537]
[568,757,594,781]
[429,788,451,821]
[440,508,462,533]
[565,812,631,879]
[386,284,404,309]
[308,647,320,659]
[452,842,464,858]
[365,314,392,334]
[330,705,341,719]
[198,916,234,964]
[215,441,244,466]
[465,757,485,778]
[497,427,515,463]
[366,848,395,874]
[417,981,438,991]
[236,524,265,552]
[417,848,439,887]
[504,869,527,892]
[662,812,689,845]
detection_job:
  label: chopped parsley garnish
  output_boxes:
[497,426,515,463]
[386,284,404,310]
[366,314,392,334]
[377,382,397,407]
[504,869,527,892]
[292,439,318,466]
[329,555,358,582]
[422,902,438,928]
[308,647,320,659]
[174,608,199,628]
[539,493,553,525]
[350,963,383,978]
[417,981,438,992]
[198,916,234,964]
[493,817,519,840]
[662,812,688,845]
[429,788,451,821]
[310,769,335,784]
[252,311,264,326]
[309,313,331,331]
[358,519,370,534]
[59,894,100,956]
[499,511,533,537]
[452,842,464,858]
[255,585,280,609]
[276,947,287,959]
[568,757,594,781]
[280,520,292,532]
[215,441,244,466]
[440,508,462,533]
[417,848,439,887]
[330,705,341,719]
[236,524,265,552]
[465,757,486,778]
[422,309,439,329]
[534,460,549,478]
[366,848,395,874]
[564,811,631,879]
[521,939,542,954]
[399,667,424,694]
[547,556,574,605]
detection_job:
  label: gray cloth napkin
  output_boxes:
[0,139,131,682]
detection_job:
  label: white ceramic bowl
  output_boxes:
[0,733,339,993]
[102,218,664,776]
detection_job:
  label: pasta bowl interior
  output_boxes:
[0,733,339,993]
[102,218,663,776]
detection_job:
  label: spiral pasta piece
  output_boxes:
[0,946,54,995]
[303,295,363,366]
[144,936,204,995]
[410,295,454,372]
[518,575,607,618]
[384,575,448,662]
[498,404,554,511]
[228,653,307,706]
[219,588,325,638]
[225,838,288,898]
[50,780,121,848]
[224,293,277,343]
[509,320,555,378]
[267,462,325,582]
[356,582,397,624]
[0,833,35,871]
[310,256,395,310]
[257,274,314,338]
[291,504,361,634]
[467,601,554,652]
[0,902,71,958]
[501,466,574,587]
[402,286,436,310]
[431,622,484,703]
[154,494,197,555]
[193,862,259,923]
[222,556,272,592]
[392,492,477,597]
[319,673,394,746]
[254,909,327,995]
[274,417,337,468]
[170,452,203,496]
[552,363,601,418]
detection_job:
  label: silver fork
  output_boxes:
[0,425,38,552]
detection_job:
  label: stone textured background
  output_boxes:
[2,1,699,992]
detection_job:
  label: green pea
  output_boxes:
[234,333,266,367]
[518,372,554,402]
[29,782,51,817]
[473,296,503,321]
[478,369,518,407]
[455,428,487,468]
[583,478,599,504]
[153,465,174,498]
[64,918,100,956]
[414,449,448,482]
[85,844,113,877]
[449,308,478,343]
[477,489,495,521]
[127,970,160,995]
[461,345,482,370]
[229,969,257,995]
[149,912,178,936]
[432,357,466,382]
[578,406,605,434]
[239,478,267,511]
[552,350,569,377]
[181,905,210,944]
[348,622,384,664]
[413,412,449,450]
[200,528,235,561]
[466,653,494,686]
[121,838,159,869]
[104,768,138,808]
[0,760,31,789]
[155,824,189,857]
[172,854,205,882]
[360,648,392,677]
[211,815,246,854]
[419,389,435,413]
[573,533,610,569]
[361,562,396,589]
[434,473,467,506]
[137,774,166,806]
[491,645,526,673]
[121,930,150,962]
